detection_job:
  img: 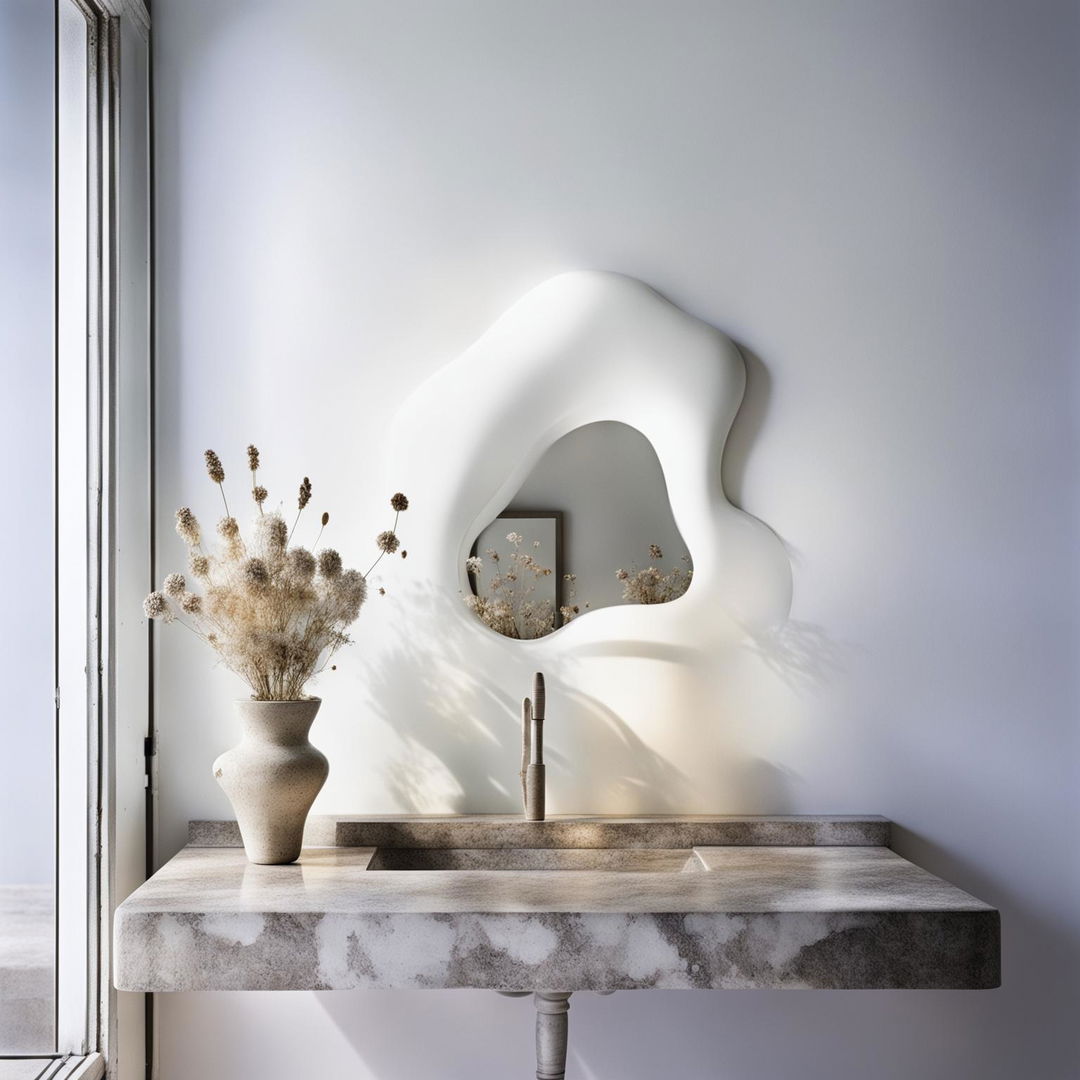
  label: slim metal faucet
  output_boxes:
[521,672,546,820]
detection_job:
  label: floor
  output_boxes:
[0,885,53,1054]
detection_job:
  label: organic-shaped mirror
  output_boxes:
[465,422,693,639]
[389,271,791,656]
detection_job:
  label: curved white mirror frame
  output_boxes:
[389,271,791,652]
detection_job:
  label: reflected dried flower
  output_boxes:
[204,450,225,485]
[464,533,690,639]
[163,573,186,598]
[464,529,556,639]
[376,530,400,554]
[175,507,200,546]
[618,545,692,605]
[390,492,409,512]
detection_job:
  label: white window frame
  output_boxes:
[52,1,151,1078]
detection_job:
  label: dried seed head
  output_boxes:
[256,512,288,553]
[616,568,629,581]
[243,557,270,590]
[143,591,169,620]
[175,507,200,546]
[247,444,260,472]
[336,569,368,620]
[163,573,186,598]
[321,511,330,527]
[217,516,240,540]
[204,449,225,485]
[180,592,202,615]
[378,586,386,596]
[318,548,343,580]
[253,485,268,506]
[298,477,312,511]
[376,530,400,554]
[286,547,317,583]
[466,556,482,574]
[390,492,409,512]
[649,544,663,560]
[189,553,210,579]
[400,550,407,559]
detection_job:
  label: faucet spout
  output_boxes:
[525,672,546,820]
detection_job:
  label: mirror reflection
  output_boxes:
[464,422,692,639]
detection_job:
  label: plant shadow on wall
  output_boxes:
[357,583,693,812]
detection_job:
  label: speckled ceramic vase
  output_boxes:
[213,698,329,865]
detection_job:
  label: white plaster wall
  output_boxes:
[152,1,1080,1076]
[0,0,55,886]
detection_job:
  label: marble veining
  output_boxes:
[115,821,999,993]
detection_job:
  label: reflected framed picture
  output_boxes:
[469,510,564,615]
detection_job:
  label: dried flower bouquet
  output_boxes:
[144,445,408,701]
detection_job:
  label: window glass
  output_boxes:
[0,0,60,1054]
[0,0,91,1053]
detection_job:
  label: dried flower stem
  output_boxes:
[363,509,400,578]
[289,477,312,544]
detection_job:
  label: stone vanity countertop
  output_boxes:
[114,816,999,993]
[187,813,892,849]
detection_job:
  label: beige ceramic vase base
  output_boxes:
[213,698,329,865]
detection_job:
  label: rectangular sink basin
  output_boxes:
[366,847,704,872]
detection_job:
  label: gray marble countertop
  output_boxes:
[188,813,892,849]
[114,816,999,993]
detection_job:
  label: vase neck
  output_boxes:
[235,700,321,747]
